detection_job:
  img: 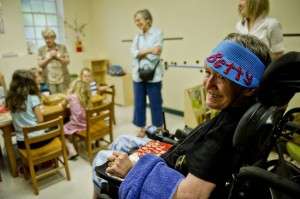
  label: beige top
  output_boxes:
[38,44,70,86]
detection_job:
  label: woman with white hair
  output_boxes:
[131,9,165,137]
[37,28,71,93]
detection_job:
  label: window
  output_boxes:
[21,0,66,53]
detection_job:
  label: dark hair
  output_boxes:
[224,33,272,68]
[5,69,41,113]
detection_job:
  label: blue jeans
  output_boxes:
[133,81,163,128]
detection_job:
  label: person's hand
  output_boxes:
[49,49,57,59]
[106,151,134,178]
[40,105,44,113]
[151,46,161,55]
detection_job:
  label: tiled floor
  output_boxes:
[0,105,185,199]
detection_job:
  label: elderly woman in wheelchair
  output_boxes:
[92,33,300,199]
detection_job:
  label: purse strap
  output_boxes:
[136,33,160,70]
[138,58,160,71]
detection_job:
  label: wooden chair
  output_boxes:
[100,84,116,125]
[73,102,114,164]
[18,116,71,195]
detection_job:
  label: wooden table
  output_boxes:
[0,94,105,177]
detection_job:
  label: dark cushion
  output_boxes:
[258,51,300,106]
[233,102,287,164]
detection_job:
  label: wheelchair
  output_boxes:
[95,51,300,199]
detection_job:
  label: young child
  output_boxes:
[5,70,50,149]
[30,67,51,95]
[80,67,108,95]
[60,80,92,159]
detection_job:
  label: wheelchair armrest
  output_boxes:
[237,166,300,198]
[95,161,123,187]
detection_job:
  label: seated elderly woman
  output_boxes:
[92,32,272,199]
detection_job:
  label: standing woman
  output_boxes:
[38,28,71,94]
[236,0,285,59]
[131,9,164,137]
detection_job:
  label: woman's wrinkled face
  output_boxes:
[203,65,245,110]
[44,36,55,48]
[238,0,247,17]
[134,13,150,32]
[81,70,92,83]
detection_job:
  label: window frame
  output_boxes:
[21,0,66,54]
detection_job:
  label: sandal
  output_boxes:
[137,128,147,138]
[68,154,78,160]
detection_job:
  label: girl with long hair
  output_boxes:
[60,80,92,159]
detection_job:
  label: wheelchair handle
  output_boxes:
[237,166,300,198]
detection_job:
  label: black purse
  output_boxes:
[138,59,160,81]
[136,33,160,81]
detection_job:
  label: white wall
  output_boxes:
[89,0,300,111]
[0,0,300,112]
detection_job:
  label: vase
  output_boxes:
[76,40,82,52]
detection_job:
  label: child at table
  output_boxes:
[60,80,92,159]
[30,67,51,95]
[80,67,108,95]
[5,70,54,173]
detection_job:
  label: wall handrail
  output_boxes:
[283,33,300,37]
[121,37,183,42]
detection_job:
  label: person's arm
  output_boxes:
[272,51,284,60]
[115,153,215,199]
[131,29,163,60]
[105,152,216,199]
[38,45,70,68]
[269,19,285,60]
[38,55,53,69]
[53,45,70,65]
[137,46,161,59]
[33,105,44,123]
[139,29,163,60]
[172,173,216,199]
[59,98,69,108]
[55,53,70,65]
[130,34,140,59]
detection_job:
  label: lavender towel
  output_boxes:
[119,153,184,199]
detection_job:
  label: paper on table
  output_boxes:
[0,112,12,124]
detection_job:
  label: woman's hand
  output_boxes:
[138,46,161,59]
[151,46,161,55]
[106,151,134,178]
[49,49,57,58]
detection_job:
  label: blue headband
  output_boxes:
[205,40,265,88]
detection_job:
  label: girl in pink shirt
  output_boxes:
[60,80,92,159]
